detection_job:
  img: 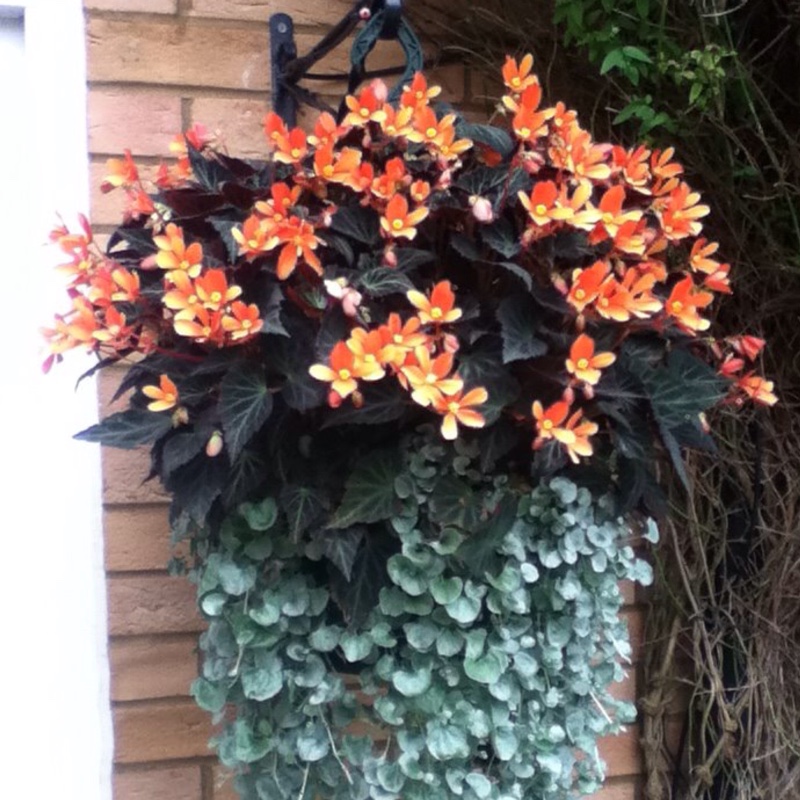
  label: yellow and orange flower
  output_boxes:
[400,73,441,109]
[195,269,243,311]
[665,276,714,332]
[380,194,429,241]
[407,280,462,325]
[532,399,598,463]
[593,185,643,238]
[153,223,204,278]
[101,150,139,193]
[142,374,180,412]
[432,387,488,440]
[401,347,464,407]
[378,313,427,368]
[737,373,777,406]
[344,85,387,127]
[309,341,362,401]
[346,328,387,382]
[566,334,616,386]
[566,260,610,314]
[502,53,538,93]
[274,217,323,280]
[221,301,263,341]
[272,127,309,166]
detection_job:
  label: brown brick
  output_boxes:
[108,574,204,635]
[101,444,168,505]
[599,724,642,778]
[104,505,182,572]
[110,635,198,701]
[212,766,239,800]
[113,765,202,800]
[113,699,213,763]
[189,0,354,26]
[623,606,645,664]
[190,96,268,160]
[619,580,637,606]
[591,777,641,800]
[86,0,177,12]
[608,670,637,704]
[87,17,273,90]
[88,89,183,156]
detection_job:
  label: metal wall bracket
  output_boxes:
[268,0,422,125]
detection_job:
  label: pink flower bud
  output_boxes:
[140,254,159,270]
[383,247,398,269]
[328,391,343,409]
[470,196,494,223]
[370,79,388,103]
[342,288,363,318]
[443,334,460,354]
[206,430,223,457]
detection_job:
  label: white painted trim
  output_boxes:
[0,1,114,798]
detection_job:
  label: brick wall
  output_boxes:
[85,2,647,797]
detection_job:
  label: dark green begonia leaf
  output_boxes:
[220,363,273,462]
[331,449,404,528]
[74,409,173,449]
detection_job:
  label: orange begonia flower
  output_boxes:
[371,157,408,200]
[407,280,462,325]
[233,215,278,257]
[378,313,428,368]
[273,127,309,166]
[519,181,569,226]
[153,223,204,278]
[255,182,302,225]
[550,102,578,136]
[593,278,633,323]
[380,104,414,139]
[163,271,202,316]
[274,217,323,280]
[400,73,441,108]
[101,150,139,193]
[532,400,598,463]
[502,53,538,93]
[568,130,612,182]
[689,238,722,274]
[309,341,361,401]
[737,373,777,406]
[567,260,610,313]
[612,145,651,191]
[401,347,464,407]
[553,183,601,231]
[195,269,243,311]
[658,182,710,240]
[221,301,263,342]
[509,84,554,143]
[142,374,180,412]
[346,328,387,382]
[110,267,140,303]
[731,335,765,362]
[314,146,363,190]
[432,386,488,440]
[173,307,225,346]
[665,276,714,332]
[306,112,342,148]
[380,194,429,241]
[263,111,289,146]
[703,262,731,294]
[406,107,459,151]
[566,334,616,386]
[344,85,387,127]
[595,185,643,238]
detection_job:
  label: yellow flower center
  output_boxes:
[542,419,554,430]
[364,354,376,363]
[671,300,683,313]
[180,260,191,271]
[164,392,176,403]
[430,307,443,320]
[415,90,424,100]
[338,368,351,380]
[448,401,460,413]
[511,76,521,88]
[426,374,437,384]
[535,203,548,216]
[188,294,198,305]
[391,219,404,231]
[602,212,614,224]
[359,107,370,118]
[323,165,334,177]
[519,127,531,139]
[291,148,302,159]
[577,358,590,370]
[210,291,222,303]
[394,334,404,344]
[574,288,586,300]
[242,319,252,329]
[202,326,211,336]
[554,118,563,127]
[599,297,609,307]
[664,224,673,233]
[426,127,438,138]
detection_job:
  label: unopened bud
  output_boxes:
[173,407,189,427]
[342,288,363,318]
[351,390,364,409]
[206,430,223,457]
[328,390,343,409]
[470,196,494,223]
[383,247,398,269]
[443,333,460,354]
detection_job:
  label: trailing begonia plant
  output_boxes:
[45,53,773,800]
